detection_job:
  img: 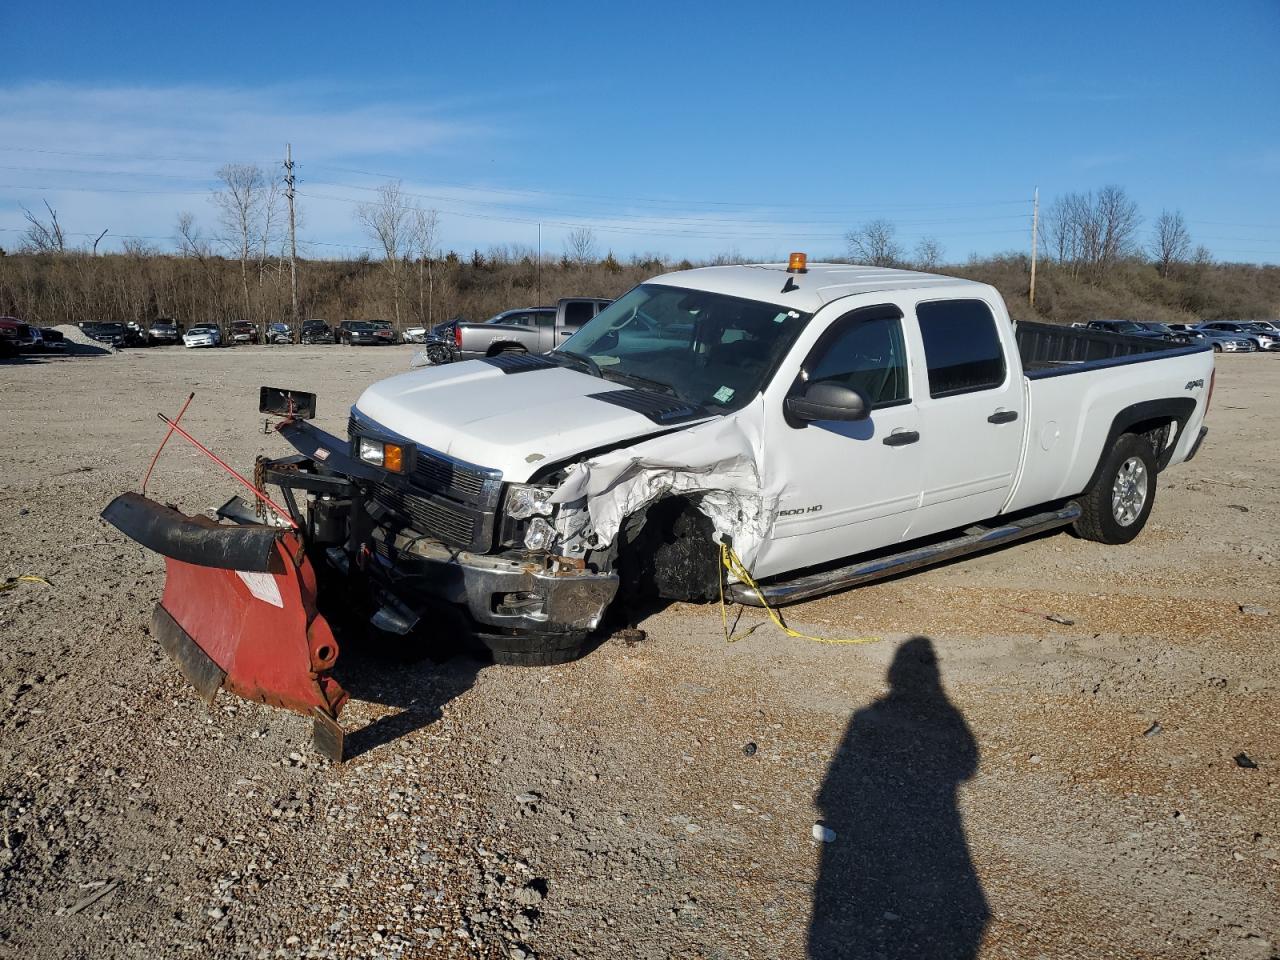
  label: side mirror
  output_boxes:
[785,381,870,423]
[259,386,317,420]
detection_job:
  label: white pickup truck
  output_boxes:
[106,260,1215,685]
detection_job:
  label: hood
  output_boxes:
[353,359,702,481]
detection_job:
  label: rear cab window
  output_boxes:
[562,301,595,328]
[915,299,1007,397]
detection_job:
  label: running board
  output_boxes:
[730,502,1082,607]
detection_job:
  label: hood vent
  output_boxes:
[482,354,557,374]
[589,389,705,424]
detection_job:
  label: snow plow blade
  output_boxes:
[101,492,349,761]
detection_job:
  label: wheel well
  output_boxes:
[1126,415,1176,459]
[485,342,526,356]
[1084,398,1195,495]
[617,496,721,604]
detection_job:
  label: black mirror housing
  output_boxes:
[259,386,317,420]
[785,381,870,423]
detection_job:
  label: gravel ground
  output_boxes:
[1,344,1277,960]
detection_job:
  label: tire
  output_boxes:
[479,630,588,667]
[1073,432,1157,544]
[1212,343,1222,353]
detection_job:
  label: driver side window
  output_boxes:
[806,310,910,409]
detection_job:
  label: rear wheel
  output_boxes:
[1073,432,1157,544]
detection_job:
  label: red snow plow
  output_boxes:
[101,389,350,760]
[102,493,349,759]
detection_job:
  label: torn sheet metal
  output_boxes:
[550,400,780,568]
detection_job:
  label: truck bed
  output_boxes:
[1015,321,1206,377]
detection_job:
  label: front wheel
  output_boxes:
[1073,432,1157,544]
[1212,343,1222,353]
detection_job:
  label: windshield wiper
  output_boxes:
[601,368,680,398]
[548,349,602,378]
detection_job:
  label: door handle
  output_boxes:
[987,409,1019,424]
[882,429,920,446]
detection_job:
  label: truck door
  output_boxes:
[909,297,1025,537]
[754,304,923,578]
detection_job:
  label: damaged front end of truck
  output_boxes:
[103,386,751,759]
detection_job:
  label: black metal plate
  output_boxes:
[102,492,285,573]
[151,604,226,702]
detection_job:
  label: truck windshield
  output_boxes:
[559,283,811,412]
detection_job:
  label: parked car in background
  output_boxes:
[452,298,610,361]
[266,322,294,344]
[341,321,398,346]
[1085,319,1186,344]
[183,323,222,348]
[148,318,181,345]
[300,319,334,344]
[1135,322,1193,345]
[1248,320,1280,335]
[1196,321,1277,351]
[402,326,429,344]
[0,317,37,355]
[35,328,68,352]
[81,322,129,347]
[1171,324,1253,353]
[229,320,258,345]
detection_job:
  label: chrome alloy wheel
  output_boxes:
[1112,456,1149,526]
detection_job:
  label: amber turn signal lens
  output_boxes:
[787,252,807,273]
[383,443,404,473]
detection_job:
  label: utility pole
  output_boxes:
[536,223,542,306]
[285,143,299,330]
[1029,186,1040,308]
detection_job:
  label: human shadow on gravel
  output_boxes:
[808,636,988,959]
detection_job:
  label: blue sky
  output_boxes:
[2,0,1277,263]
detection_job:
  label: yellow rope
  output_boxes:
[719,543,881,646]
[0,575,51,592]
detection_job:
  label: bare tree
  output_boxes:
[356,181,414,324]
[1149,209,1191,278]
[175,212,222,319]
[1041,186,1141,279]
[1096,184,1141,266]
[913,236,945,270]
[21,200,66,253]
[564,227,598,267]
[121,237,158,257]
[213,163,267,322]
[256,175,286,279]
[845,219,902,266]
[409,206,441,325]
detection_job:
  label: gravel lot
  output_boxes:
[1,343,1277,959]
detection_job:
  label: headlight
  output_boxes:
[505,484,556,519]
[357,437,408,473]
[523,517,555,551]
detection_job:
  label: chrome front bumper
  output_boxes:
[374,527,619,636]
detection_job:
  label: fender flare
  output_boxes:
[485,341,528,356]
[1082,397,1197,494]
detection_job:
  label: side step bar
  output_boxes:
[730,502,1082,607]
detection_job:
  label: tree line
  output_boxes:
[2,179,1276,332]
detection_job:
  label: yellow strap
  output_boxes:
[0,575,51,592]
[718,543,881,646]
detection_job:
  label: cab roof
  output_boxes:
[649,262,986,313]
